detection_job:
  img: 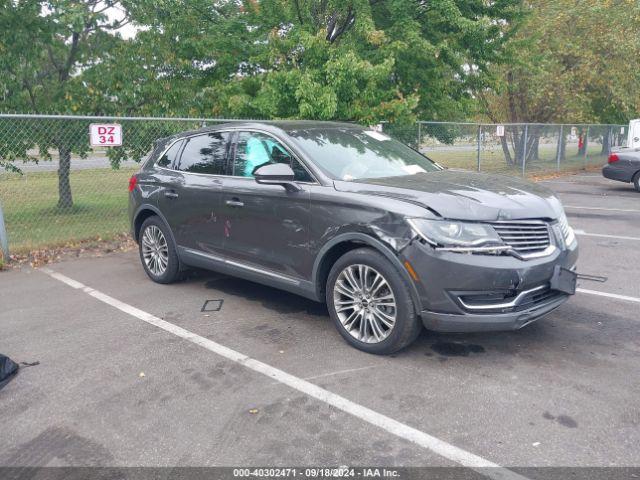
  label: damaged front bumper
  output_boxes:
[401,237,579,333]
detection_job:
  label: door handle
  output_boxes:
[225,199,244,208]
[164,190,179,199]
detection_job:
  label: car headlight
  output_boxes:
[407,218,507,251]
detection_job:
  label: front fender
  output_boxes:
[312,232,422,311]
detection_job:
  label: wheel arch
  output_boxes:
[633,169,640,191]
[132,204,176,247]
[312,233,421,309]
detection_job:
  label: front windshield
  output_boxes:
[289,127,441,181]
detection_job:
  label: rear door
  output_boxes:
[158,131,231,255]
[219,130,313,280]
[154,137,185,225]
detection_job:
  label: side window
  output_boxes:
[177,132,230,175]
[291,158,313,183]
[233,132,313,182]
[157,140,183,168]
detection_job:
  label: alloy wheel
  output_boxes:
[333,264,397,343]
[141,225,169,276]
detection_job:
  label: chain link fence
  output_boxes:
[0,114,629,259]
[383,121,628,176]
[0,114,238,258]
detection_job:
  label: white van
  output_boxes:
[628,119,640,149]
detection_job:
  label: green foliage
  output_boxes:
[0,0,129,206]
[0,0,126,115]
[0,0,525,207]
[2,0,523,127]
[479,0,640,124]
[106,0,522,125]
[3,0,638,131]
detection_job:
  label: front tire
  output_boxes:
[138,216,181,284]
[633,171,640,192]
[326,248,422,355]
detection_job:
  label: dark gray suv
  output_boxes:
[128,121,579,354]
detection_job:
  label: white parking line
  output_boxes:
[577,288,640,304]
[564,205,640,213]
[574,229,640,241]
[40,267,526,480]
[46,270,86,289]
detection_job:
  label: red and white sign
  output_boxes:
[90,123,122,146]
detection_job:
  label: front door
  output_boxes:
[220,130,313,280]
[159,131,231,255]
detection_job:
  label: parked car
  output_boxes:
[128,121,579,354]
[603,150,640,192]
[602,118,640,192]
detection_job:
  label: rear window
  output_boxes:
[157,140,183,168]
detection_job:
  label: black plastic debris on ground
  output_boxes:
[0,354,19,390]
[201,299,224,312]
[20,361,40,367]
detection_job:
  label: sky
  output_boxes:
[105,3,138,39]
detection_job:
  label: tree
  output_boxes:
[0,0,129,208]
[1,0,525,182]
[112,0,522,126]
[477,0,640,162]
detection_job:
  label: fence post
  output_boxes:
[522,124,528,177]
[0,200,9,263]
[556,125,563,172]
[417,121,422,152]
[477,125,482,171]
[583,125,590,168]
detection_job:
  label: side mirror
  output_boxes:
[254,163,301,192]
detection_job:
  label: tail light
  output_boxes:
[128,175,138,192]
[608,153,619,163]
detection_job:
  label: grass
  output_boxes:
[423,143,607,176]
[0,167,138,254]
[0,144,608,255]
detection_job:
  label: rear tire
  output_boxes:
[633,172,640,192]
[326,248,422,355]
[138,216,181,284]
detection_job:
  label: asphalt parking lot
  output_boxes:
[1,173,639,475]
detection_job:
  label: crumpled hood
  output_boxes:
[333,170,563,221]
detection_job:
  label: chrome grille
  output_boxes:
[490,221,551,255]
